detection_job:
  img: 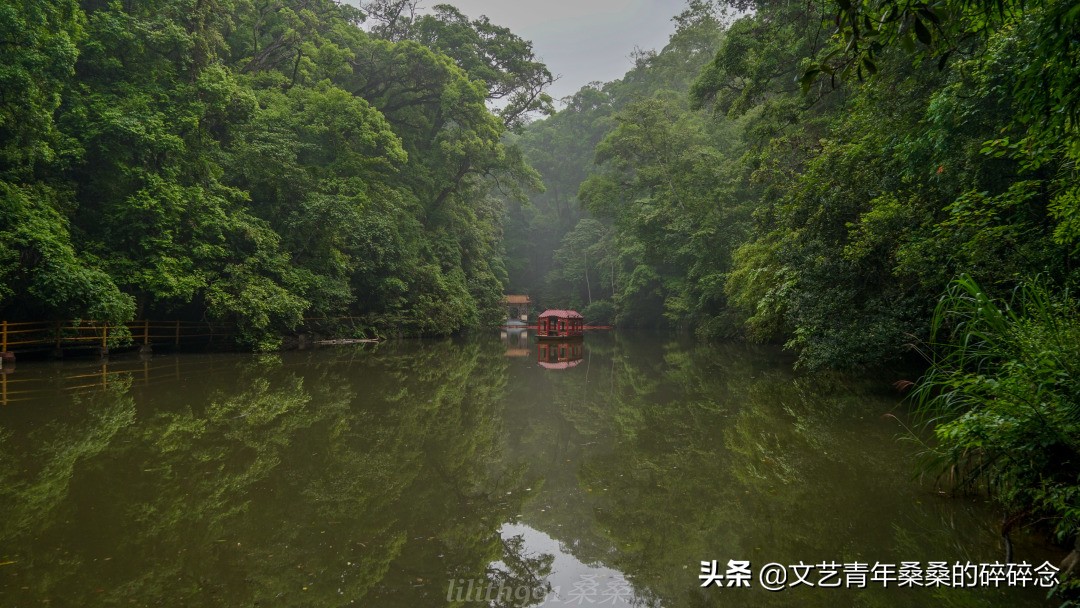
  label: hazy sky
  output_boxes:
[440,0,684,100]
[357,1,688,102]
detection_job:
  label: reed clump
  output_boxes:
[914,274,1080,599]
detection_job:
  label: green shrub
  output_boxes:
[914,274,1080,597]
[582,300,615,325]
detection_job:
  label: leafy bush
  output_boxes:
[582,300,615,325]
[914,274,1080,596]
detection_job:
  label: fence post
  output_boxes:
[139,319,153,355]
[98,322,109,358]
[52,321,64,359]
[0,320,12,364]
[175,320,181,346]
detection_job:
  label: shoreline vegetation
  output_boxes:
[2,0,1078,601]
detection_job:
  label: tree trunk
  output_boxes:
[584,249,592,305]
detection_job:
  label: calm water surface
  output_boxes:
[0,332,1057,606]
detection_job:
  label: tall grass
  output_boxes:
[913,274,1080,594]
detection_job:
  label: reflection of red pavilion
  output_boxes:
[537,341,583,369]
[536,309,584,339]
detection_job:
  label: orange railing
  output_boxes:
[0,319,236,355]
[0,316,384,358]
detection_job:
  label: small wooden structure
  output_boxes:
[536,309,584,339]
[503,295,531,321]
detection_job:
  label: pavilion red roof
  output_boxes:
[537,309,584,319]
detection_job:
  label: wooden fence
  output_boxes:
[0,316,379,361]
[0,321,378,405]
[0,319,236,358]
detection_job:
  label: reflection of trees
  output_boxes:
[0,383,135,536]
[487,534,554,608]
[0,340,551,607]
[0,380,137,601]
[506,334,1043,608]
[2,336,1043,607]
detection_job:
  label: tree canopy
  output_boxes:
[0,0,550,348]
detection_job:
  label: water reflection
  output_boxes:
[499,523,628,606]
[502,326,530,358]
[0,334,1058,607]
[537,341,584,370]
[0,365,11,406]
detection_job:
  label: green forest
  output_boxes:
[2,0,555,349]
[2,0,1079,592]
[505,0,1080,593]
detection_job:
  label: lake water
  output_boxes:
[0,332,1058,606]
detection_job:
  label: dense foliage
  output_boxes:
[0,0,552,349]
[503,0,1079,581]
[915,276,1080,555]
[509,0,1077,368]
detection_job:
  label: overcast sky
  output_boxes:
[439,0,684,100]
[355,1,688,102]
